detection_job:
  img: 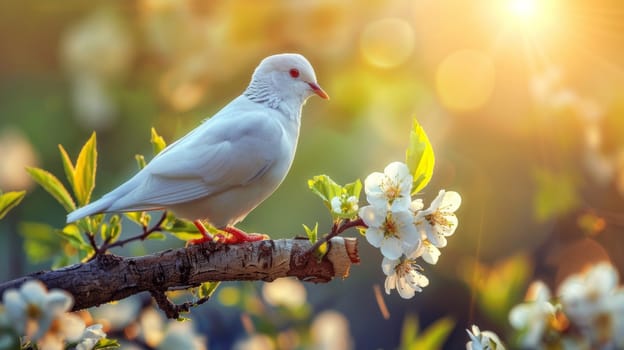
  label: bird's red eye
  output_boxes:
[289,68,300,78]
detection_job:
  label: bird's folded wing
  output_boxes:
[109,113,284,210]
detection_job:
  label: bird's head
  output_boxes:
[248,53,329,105]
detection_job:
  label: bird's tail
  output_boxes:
[66,196,114,223]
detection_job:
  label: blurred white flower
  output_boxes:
[0,128,38,191]
[414,190,461,248]
[75,324,106,350]
[157,321,207,350]
[233,333,275,350]
[466,325,505,350]
[61,7,134,130]
[89,295,141,331]
[262,278,307,308]
[310,310,353,350]
[2,280,85,348]
[382,252,429,299]
[509,281,556,348]
[364,162,412,211]
[359,205,419,259]
[330,194,358,216]
[139,307,206,350]
[558,262,624,347]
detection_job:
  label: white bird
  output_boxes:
[66,53,328,243]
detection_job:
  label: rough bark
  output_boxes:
[0,237,359,313]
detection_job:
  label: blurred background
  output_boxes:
[2,0,624,348]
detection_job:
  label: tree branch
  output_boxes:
[0,237,359,316]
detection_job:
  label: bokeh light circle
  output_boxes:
[360,18,415,69]
[435,49,496,112]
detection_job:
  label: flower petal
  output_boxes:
[330,196,342,214]
[384,275,396,295]
[359,205,384,228]
[382,257,398,276]
[365,228,383,248]
[21,280,48,305]
[396,276,416,299]
[441,191,462,212]
[380,238,403,260]
[410,199,424,212]
[422,242,441,265]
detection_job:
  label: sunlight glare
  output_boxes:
[508,0,538,21]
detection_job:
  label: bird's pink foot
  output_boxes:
[189,220,216,245]
[220,226,269,244]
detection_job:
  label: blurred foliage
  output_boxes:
[2,0,624,348]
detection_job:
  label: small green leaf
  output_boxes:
[58,144,76,190]
[400,315,455,350]
[147,232,166,240]
[198,281,221,299]
[151,127,167,155]
[74,132,98,206]
[0,190,26,220]
[56,224,87,247]
[135,154,147,170]
[93,338,120,349]
[308,175,342,209]
[101,215,121,243]
[343,179,362,200]
[26,167,76,212]
[410,317,455,349]
[125,211,150,228]
[303,223,318,243]
[405,119,435,194]
[165,217,203,241]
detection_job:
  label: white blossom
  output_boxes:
[364,161,412,211]
[509,281,556,348]
[382,252,429,299]
[558,263,624,347]
[359,205,419,259]
[330,194,358,216]
[466,325,506,350]
[414,190,461,248]
[76,324,107,350]
[2,280,85,348]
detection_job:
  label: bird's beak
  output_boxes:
[308,82,329,100]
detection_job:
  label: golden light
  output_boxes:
[435,50,496,112]
[508,0,538,21]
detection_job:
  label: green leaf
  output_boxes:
[198,281,221,299]
[93,338,120,349]
[151,127,167,155]
[308,175,342,209]
[125,211,150,228]
[405,119,435,194]
[0,190,26,220]
[58,144,76,190]
[410,317,455,349]
[400,315,455,350]
[74,132,98,206]
[147,232,166,240]
[56,224,87,247]
[343,179,362,200]
[101,215,121,243]
[533,168,579,221]
[135,154,147,169]
[165,217,203,241]
[303,223,318,243]
[26,167,76,212]
[19,222,61,264]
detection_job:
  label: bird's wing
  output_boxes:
[109,108,285,210]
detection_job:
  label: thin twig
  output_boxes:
[103,211,168,251]
[306,217,366,255]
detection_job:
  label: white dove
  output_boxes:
[66,53,328,243]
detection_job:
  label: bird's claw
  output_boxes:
[189,221,269,245]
